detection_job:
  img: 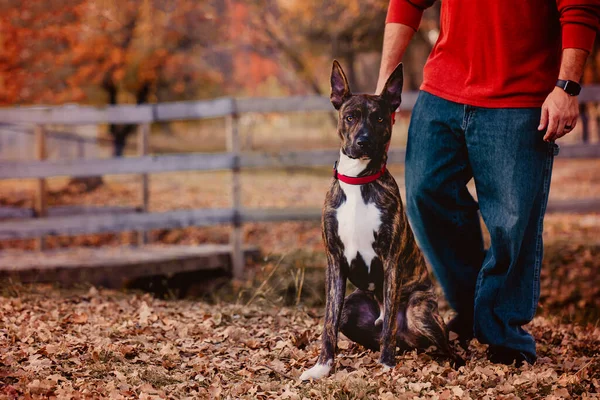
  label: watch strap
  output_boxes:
[556,79,581,96]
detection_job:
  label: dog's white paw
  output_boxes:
[375,303,384,326]
[299,362,332,381]
[378,360,395,373]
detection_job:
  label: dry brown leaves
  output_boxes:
[540,240,600,325]
[1,285,599,399]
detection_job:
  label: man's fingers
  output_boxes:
[538,106,549,131]
[544,113,559,142]
[568,117,577,131]
[561,114,578,136]
[556,117,577,139]
[556,117,567,138]
[556,113,580,139]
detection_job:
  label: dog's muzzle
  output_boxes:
[346,141,379,159]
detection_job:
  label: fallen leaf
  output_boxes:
[71,312,88,324]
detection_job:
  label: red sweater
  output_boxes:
[387,0,600,107]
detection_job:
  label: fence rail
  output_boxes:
[2,198,600,241]
[0,207,323,240]
[2,88,600,279]
[2,143,600,181]
[2,86,599,125]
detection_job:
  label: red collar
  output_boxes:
[333,139,391,185]
[333,162,387,185]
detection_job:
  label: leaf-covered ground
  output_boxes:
[1,158,599,398]
[1,284,599,399]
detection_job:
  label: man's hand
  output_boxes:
[538,48,588,142]
[538,86,579,142]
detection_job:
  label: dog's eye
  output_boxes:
[377,117,384,123]
[346,116,354,122]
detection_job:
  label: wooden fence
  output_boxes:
[1,87,600,279]
[0,123,99,161]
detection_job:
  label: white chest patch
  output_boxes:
[335,152,381,271]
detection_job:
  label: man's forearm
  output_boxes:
[376,23,416,94]
[558,48,588,82]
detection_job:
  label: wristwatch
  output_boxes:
[556,79,581,96]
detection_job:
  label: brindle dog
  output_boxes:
[300,61,462,381]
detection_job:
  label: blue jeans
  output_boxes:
[405,91,557,361]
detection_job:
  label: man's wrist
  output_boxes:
[376,67,394,94]
[557,74,581,83]
[376,77,390,94]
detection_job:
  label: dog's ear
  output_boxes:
[330,60,351,110]
[380,62,403,112]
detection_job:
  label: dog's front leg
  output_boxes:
[379,256,401,369]
[300,256,346,381]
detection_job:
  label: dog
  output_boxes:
[299,61,462,381]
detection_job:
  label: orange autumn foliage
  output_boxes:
[0,0,222,106]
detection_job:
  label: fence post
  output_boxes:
[34,125,47,251]
[77,136,85,159]
[137,123,150,245]
[580,103,589,143]
[226,101,244,280]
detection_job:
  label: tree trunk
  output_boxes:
[103,78,150,157]
[113,133,128,157]
[344,52,358,92]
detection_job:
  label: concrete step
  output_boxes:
[0,244,260,287]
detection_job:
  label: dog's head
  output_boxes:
[330,60,403,160]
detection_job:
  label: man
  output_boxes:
[376,0,599,366]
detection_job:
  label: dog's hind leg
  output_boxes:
[404,291,465,368]
[340,290,412,352]
[340,290,381,351]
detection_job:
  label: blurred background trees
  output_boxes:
[4,0,597,101]
[0,0,442,105]
[240,0,443,95]
[0,0,597,125]
[0,0,223,155]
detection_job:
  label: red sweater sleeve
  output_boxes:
[557,0,600,51]
[385,0,437,31]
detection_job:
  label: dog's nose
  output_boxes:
[357,138,369,148]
